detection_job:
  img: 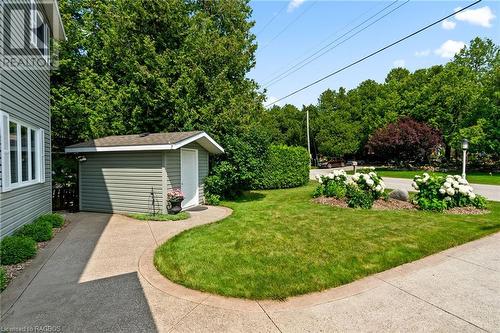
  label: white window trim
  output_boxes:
[30,0,50,64]
[0,111,45,192]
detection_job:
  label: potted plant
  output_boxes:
[167,188,184,214]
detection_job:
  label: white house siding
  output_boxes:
[0,2,52,237]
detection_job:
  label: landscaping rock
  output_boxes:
[389,189,409,202]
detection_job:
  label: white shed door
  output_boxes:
[181,149,199,208]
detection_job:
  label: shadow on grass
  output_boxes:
[479,223,500,231]
[232,191,266,203]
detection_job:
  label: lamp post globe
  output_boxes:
[462,139,469,151]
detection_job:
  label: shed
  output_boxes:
[65,131,224,214]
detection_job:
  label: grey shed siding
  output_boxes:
[0,1,52,237]
[78,143,210,214]
[79,152,164,214]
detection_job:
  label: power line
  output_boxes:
[264,0,482,108]
[260,1,388,85]
[263,0,409,89]
[255,2,288,36]
[258,1,317,53]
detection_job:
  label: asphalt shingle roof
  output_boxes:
[66,131,203,149]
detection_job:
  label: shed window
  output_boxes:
[0,112,45,192]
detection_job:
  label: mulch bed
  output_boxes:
[313,197,416,211]
[444,207,490,215]
[313,197,489,215]
[1,218,70,287]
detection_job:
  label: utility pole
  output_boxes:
[306,108,311,166]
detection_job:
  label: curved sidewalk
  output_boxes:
[1,208,499,332]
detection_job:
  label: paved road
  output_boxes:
[311,168,500,201]
[1,211,499,332]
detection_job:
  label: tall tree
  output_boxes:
[51,0,263,150]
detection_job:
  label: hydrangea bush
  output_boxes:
[412,173,486,211]
[314,168,386,209]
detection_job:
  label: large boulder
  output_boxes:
[389,189,409,202]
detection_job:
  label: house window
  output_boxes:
[31,0,50,63]
[0,112,45,192]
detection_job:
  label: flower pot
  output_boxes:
[167,199,183,214]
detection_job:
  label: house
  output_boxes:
[0,0,65,237]
[65,131,224,214]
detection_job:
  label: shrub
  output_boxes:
[0,267,7,291]
[205,192,221,206]
[413,173,486,211]
[367,117,443,164]
[0,236,37,265]
[346,186,374,209]
[34,213,65,228]
[313,169,348,198]
[347,169,386,200]
[205,129,271,198]
[314,169,386,209]
[15,220,53,242]
[252,145,310,190]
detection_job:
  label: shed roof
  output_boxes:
[65,131,224,154]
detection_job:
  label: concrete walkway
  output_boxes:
[1,210,499,332]
[311,168,500,201]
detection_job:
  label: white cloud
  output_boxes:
[265,96,282,108]
[441,19,456,30]
[287,0,306,13]
[415,49,431,57]
[454,6,496,28]
[434,40,466,58]
[393,59,406,68]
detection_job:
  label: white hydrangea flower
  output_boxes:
[469,192,476,199]
[446,188,455,196]
[439,188,446,194]
[375,184,382,192]
[445,196,451,201]
[366,179,374,187]
[369,167,375,170]
[443,182,451,188]
[412,181,419,190]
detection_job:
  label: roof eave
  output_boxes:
[43,0,66,41]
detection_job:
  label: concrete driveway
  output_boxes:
[1,210,499,332]
[311,168,500,201]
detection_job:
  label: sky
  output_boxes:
[248,0,499,107]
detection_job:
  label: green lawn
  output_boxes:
[352,168,500,185]
[154,183,500,300]
[128,212,190,221]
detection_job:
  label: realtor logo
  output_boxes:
[1,0,59,70]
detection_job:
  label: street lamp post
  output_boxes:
[461,139,469,179]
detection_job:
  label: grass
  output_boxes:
[350,168,500,185]
[128,212,190,221]
[154,183,500,300]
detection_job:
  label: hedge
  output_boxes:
[0,236,37,265]
[252,145,310,190]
